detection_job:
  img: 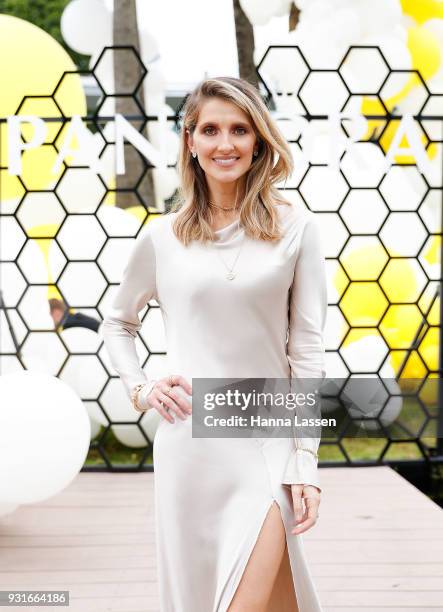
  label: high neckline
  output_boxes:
[213,218,240,233]
[213,217,243,245]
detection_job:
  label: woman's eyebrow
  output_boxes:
[199,120,251,128]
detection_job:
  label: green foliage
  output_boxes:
[0,0,90,70]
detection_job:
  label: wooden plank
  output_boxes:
[310,563,443,576]
[324,608,443,612]
[0,467,442,611]
[319,590,443,606]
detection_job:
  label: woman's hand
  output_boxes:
[140,375,192,423]
[289,484,321,535]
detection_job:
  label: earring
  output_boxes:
[253,150,258,157]
[192,151,197,158]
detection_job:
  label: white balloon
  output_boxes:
[0,373,90,503]
[88,416,102,440]
[340,334,389,373]
[59,327,102,354]
[347,386,403,430]
[61,0,112,56]
[423,20,443,94]
[17,239,66,285]
[363,35,411,72]
[153,168,179,201]
[148,124,180,165]
[60,354,108,399]
[273,0,293,17]
[21,331,67,375]
[57,167,106,214]
[96,203,142,237]
[357,0,403,38]
[145,66,167,95]
[239,0,277,25]
[340,142,387,188]
[84,400,108,428]
[139,28,160,65]
[343,343,403,431]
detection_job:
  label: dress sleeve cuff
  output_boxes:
[282,448,322,492]
[134,380,158,412]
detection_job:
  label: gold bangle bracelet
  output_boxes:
[298,448,318,459]
[131,383,147,413]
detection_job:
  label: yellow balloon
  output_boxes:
[407,25,441,81]
[379,259,418,303]
[401,0,443,24]
[360,96,388,143]
[0,14,86,201]
[363,25,440,162]
[340,243,388,281]
[335,245,438,377]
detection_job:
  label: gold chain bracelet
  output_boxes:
[131,383,147,413]
[298,447,319,459]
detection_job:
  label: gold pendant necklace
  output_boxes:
[208,201,239,212]
[215,234,247,280]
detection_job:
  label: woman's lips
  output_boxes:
[212,157,240,167]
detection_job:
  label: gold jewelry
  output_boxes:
[298,448,319,459]
[215,234,247,281]
[131,383,147,413]
[208,201,239,212]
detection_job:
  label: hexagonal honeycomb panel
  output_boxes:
[1,45,441,470]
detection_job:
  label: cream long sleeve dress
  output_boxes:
[102,200,327,612]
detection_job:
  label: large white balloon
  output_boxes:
[240,0,278,25]
[152,168,179,202]
[144,66,166,95]
[61,0,112,56]
[139,29,160,65]
[273,0,293,17]
[0,372,90,504]
[59,326,102,354]
[340,336,403,430]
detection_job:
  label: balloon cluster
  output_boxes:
[0,373,90,518]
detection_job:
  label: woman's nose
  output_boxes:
[217,132,235,149]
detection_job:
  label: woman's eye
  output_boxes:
[203,127,247,135]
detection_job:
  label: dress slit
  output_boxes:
[216,498,298,612]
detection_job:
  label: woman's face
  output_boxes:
[187,97,258,185]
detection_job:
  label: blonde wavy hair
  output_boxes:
[169,76,294,245]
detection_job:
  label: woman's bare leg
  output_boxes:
[227,501,297,612]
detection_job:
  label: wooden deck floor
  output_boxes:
[0,466,442,611]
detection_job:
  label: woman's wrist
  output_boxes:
[130,380,157,413]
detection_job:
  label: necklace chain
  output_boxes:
[215,234,246,281]
[208,201,239,212]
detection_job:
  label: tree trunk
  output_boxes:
[113,0,155,210]
[289,2,300,32]
[233,0,259,89]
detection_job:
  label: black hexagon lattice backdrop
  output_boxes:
[0,45,442,475]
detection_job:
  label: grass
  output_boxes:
[83,397,437,467]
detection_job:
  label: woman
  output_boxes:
[102,76,327,612]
